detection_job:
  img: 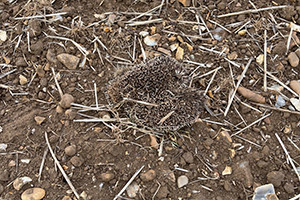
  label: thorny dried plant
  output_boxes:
[106,55,205,132]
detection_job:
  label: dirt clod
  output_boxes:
[60,94,74,109]
[70,156,84,167]
[233,160,253,188]
[267,171,285,187]
[64,145,76,156]
[182,152,194,164]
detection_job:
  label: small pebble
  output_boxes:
[140,169,156,182]
[222,166,232,175]
[288,52,299,67]
[60,94,74,108]
[0,30,7,42]
[176,46,184,60]
[228,51,238,60]
[34,116,45,125]
[21,188,45,200]
[64,145,76,156]
[144,34,161,46]
[19,75,28,85]
[100,172,115,182]
[177,175,189,188]
[80,191,87,200]
[56,105,64,114]
[57,53,80,70]
[126,182,139,198]
[13,177,32,191]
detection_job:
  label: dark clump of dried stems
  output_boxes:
[106,55,205,131]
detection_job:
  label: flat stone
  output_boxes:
[57,53,80,70]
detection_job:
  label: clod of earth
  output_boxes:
[60,94,75,109]
[106,56,205,131]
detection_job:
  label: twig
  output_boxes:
[38,148,48,182]
[128,18,163,26]
[224,58,253,116]
[263,29,267,92]
[254,103,300,115]
[123,97,158,107]
[286,26,293,55]
[152,181,161,200]
[93,82,98,109]
[261,67,299,97]
[158,111,175,125]
[128,4,162,22]
[44,33,88,56]
[73,118,128,123]
[113,165,145,200]
[0,69,17,79]
[234,135,261,148]
[208,19,231,33]
[204,67,219,95]
[14,12,68,20]
[45,132,80,199]
[217,5,288,18]
[275,133,300,181]
[138,38,146,62]
[51,67,63,98]
[197,12,214,39]
[289,194,300,200]
[231,113,271,137]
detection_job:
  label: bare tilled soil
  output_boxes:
[0,0,300,199]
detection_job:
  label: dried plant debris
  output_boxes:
[106,56,204,131]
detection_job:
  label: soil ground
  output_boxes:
[0,0,300,199]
